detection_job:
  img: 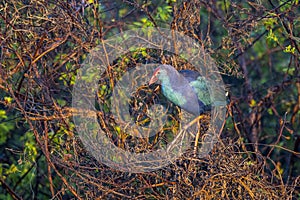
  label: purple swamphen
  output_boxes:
[149,64,211,116]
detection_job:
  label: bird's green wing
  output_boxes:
[189,76,211,106]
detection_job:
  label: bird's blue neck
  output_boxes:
[160,79,187,106]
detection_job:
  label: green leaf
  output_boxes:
[57,99,67,107]
[0,110,7,119]
[283,45,295,54]
[4,97,13,104]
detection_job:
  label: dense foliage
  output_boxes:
[0,0,299,199]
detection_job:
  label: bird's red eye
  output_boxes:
[154,68,160,75]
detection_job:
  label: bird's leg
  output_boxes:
[181,114,206,156]
[182,114,205,137]
[193,118,201,157]
[166,114,205,155]
[180,114,205,156]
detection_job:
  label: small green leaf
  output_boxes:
[115,126,121,134]
[57,99,67,107]
[0,110,7,119]
[4,97,13,104]
[6,164,20,174]
[283,45,295,54]
[249,99,256,107]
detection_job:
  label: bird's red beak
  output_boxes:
[149,75,158,85]
[149,68,160,85]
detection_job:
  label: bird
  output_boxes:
[148,64,211,116]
